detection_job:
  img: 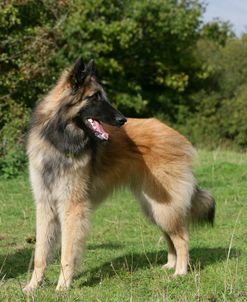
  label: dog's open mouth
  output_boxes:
[85,118,109,141]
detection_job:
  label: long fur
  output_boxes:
[24,59,215,292]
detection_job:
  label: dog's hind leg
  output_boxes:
[135,174,194,276]
[56,198,90,291]
[167,230,189,275]
[23,201,59,293]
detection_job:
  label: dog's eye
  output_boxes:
[87,92,102,101]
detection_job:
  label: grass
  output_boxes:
[0,150,246,301]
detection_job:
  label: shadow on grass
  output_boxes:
[79,247,240,287]
[0,242,123,280]
[0,247,33,279]
[87,242,124,250]
[0,246,240,284]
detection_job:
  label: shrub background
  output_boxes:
[1,0,247,177]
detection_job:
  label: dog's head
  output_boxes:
[36,58,127,155]
[67,57,127,141]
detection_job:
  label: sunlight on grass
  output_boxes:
[0,150,246,301]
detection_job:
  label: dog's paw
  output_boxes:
[162,262,176,270]
[56,282,70,291]
[23,283,36,295]
[173,270,187,277]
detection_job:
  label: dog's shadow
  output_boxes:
[78,246,240,287]
[0,247,33,279]
[0,245,240,284]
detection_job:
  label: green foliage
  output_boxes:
[0,0,206,177]
[0,0,66,106]
[0,0,66,177]
[0,99,30,178]
[60,0,204,116]
[201,19,234,46]
[1,0,247,177]
[220,87,247,146]
[179,35,247,148]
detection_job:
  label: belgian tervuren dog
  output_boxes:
[24,58,215,292]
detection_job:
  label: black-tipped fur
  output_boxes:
[191,187,216,225]
[41,104,89,156]
[35,58,126,155]
[69,58,96,93]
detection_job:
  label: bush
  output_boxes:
[178,35,247,149]
[0,0,66,177]
[220,86,247,147]
[177,90,247,149]
[0,99,30,178]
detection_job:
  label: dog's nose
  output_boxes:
[116,116,127,126]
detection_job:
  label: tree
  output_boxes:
[0,0,67,177]
[59,0,204,118]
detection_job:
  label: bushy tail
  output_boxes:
[190,187,215,225]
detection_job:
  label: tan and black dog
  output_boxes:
[24,58,215,292]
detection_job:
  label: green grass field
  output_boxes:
[0,150,246,301]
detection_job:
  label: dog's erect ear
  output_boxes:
[85,59,95,75]
[69,57,87,89]
[69,58,96,91]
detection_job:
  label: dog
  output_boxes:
[24,57,215,292]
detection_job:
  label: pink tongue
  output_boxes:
[88,119,109,140]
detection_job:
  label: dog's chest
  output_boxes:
[30,149,91,203]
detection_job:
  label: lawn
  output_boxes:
[0,150,246,301]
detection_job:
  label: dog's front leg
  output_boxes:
[23,201,58,293]
[56,199,90,291]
